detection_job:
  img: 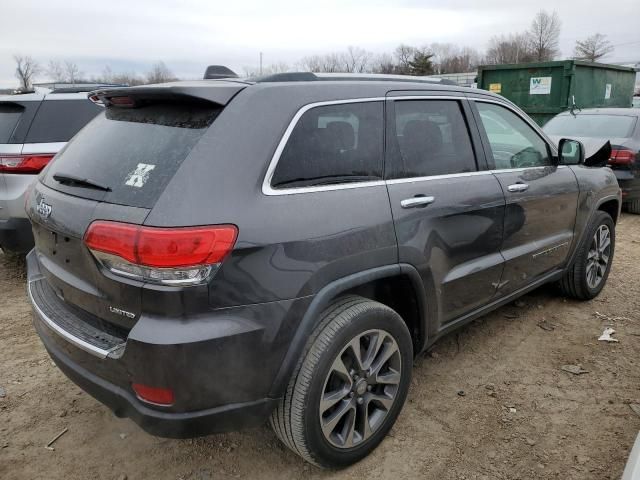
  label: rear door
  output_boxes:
[385,94,506,331]
[470,99,579,296]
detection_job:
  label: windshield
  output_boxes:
[42,101,220,208]
[544,114,637,139]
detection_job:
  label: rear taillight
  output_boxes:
[0,154,54,174]
[609,148,636,166]
[84,221,238,285]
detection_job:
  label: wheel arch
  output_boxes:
[268,264,429,398]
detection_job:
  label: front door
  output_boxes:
[385,96,506,330]
[470,100,579,296]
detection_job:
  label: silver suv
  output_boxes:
[0,89,103,253]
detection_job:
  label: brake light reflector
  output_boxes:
[609,148,636,166]
[132,383,175,406]
[84,221,238,285]
[0,154,54,174]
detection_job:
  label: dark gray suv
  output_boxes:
[25,73,621,468]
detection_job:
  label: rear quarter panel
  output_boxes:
[145,84,399,308]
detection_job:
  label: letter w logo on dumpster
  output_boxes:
[530,77,552,95]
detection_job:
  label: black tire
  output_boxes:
[559,211,615,300]
[270,295,413,468]
[626,199,640,215]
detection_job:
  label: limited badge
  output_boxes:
[125,163,156,188]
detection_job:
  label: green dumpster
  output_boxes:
[477,60,637,126]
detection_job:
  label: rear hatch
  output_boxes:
[27,83,245,332]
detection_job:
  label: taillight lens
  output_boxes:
[84,221,238,285]
[609,148,636,166]
[132,383,174,407]
[0,154,54,174]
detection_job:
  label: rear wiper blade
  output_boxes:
[53,173,111,192]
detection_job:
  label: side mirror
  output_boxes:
[558,138,585,165]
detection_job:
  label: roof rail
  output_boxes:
[247,71,458,85]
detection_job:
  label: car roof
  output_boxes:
[92,74,502,107]
[555,107,640,117]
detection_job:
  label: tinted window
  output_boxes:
[0,103,24,143]
[271,102,383,189]
[25,99,101,143]
[43,101,220,208]
[393,100,476,178]
[543,114,637,139]
[477,102,551,169]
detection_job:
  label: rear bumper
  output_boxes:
[0,217,34,253]
[615,174,640,202]
[36,317,278,437]
[26,250,309,437]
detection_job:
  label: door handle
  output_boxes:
[400,196,435,209]
[507,183,529,193]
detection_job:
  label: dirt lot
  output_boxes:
[1,215,640,480]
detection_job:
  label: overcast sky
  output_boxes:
[1,0,638,87]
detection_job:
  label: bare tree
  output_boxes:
[341,46,371,73]
[370,53,396,74]
[527,10,561,61]
[429,43,481,73]
[63,61,83,83]
[485,34,533,64]
[574,33,614,62]
[299,52,343,73]
[394,44,417,74]
[46,60,65,82]
[146,61,177,84]
[14,55,40,90]
[90,66,144,86]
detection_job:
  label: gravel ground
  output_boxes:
[1,214,639,480]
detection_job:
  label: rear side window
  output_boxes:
[0,103,24,143]
[271,102,384,189]
[25,99,101,143]
[43,101,220,208]
[392,100,476,178]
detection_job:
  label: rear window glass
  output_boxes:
[25,99,101,143]
[271,102,384,189]
[0,103,24,143]
[43,101,220,208]
[543,114,637,139]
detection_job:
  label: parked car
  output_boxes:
[0,88,105,253]
[543,108,640,213]
[25,73,620,468]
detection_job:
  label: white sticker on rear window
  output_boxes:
[125,163,156,188]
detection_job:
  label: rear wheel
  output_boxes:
[626,199,640,214]
[270,296,413,468]
[559,211,615,300]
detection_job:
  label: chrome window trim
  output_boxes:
[385,170,492,185]
[262,95,468,196]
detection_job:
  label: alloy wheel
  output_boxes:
[319,329,401,449]
[586,224,611,289]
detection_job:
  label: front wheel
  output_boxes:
[559,211,615,300]
[270,296,413,468]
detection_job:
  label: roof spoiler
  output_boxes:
[88,83,246,108]
[203,65,238,80]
